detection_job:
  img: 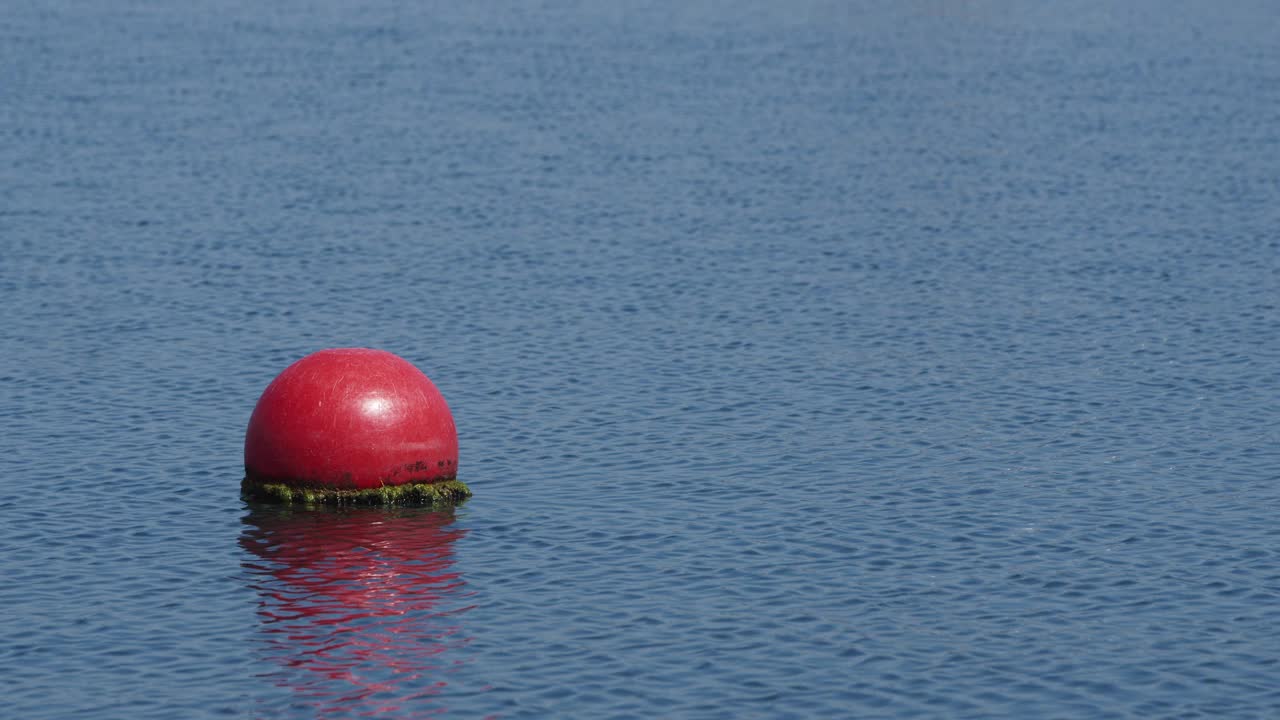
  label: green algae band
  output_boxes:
[243,348,470,505]
[241,477,472,506]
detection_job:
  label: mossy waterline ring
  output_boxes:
[243,348,469,506]
[241,477,472,506]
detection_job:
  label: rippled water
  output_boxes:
[242,507,469,717]
[3,1,1280,717]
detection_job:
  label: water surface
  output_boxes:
[3,1,1279,717]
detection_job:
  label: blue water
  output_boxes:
[3,1,1280,717]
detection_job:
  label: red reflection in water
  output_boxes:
[240,505,473,718]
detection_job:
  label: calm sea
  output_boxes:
[3,1,1279,717]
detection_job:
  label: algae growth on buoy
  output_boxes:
[241,348,470,505]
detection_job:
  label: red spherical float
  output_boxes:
[242,348,468,504]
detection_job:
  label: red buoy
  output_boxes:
[243,348,467,504]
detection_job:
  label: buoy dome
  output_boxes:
[244,348,459,493]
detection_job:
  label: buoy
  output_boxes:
[241,348,470,505]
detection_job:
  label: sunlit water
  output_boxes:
[3,1,1280,718]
